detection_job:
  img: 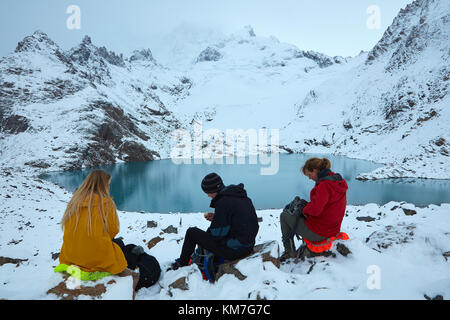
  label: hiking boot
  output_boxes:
[166,258,182,271]
[280,239,296,262]
[294,244,308,262]
[280,251,295,262]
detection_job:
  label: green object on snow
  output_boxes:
[54,264,111,281]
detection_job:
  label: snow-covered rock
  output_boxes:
[129,48,156,64]
[195,47,223,63]
[46,272,136,300]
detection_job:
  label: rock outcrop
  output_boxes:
[196,47,223,62]
[215,240,280,282]
[46,269,138,300]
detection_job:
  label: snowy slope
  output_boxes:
[281,0,450,179]
[170,26,351,131]
[0,0,449,300]
[0,170,449,300]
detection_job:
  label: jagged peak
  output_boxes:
[69,35,125,67]
[15,29,59,53]
[97,46,125,67]
[244,25,256,37]
[69,35,96,56]
[32,30,49,38]
[129,48,155,63]
[365,0,450,66]
[81,35,92,45]
[68,35,96,65]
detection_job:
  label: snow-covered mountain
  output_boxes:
[281,0,450,179]
[0,25,350,173]
[0,0,449,180]
[1,0,450,301]
[0,31,189,171]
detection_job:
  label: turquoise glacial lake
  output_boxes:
[41,154,450,213]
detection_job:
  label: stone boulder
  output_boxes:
[46,269,139,300]
[147,236,164,250]
[215,240,280,282]
[0,256,28,267]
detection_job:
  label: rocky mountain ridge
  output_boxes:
[280,0,449,180]
[0,30,189,171]
[0,0,449,180]
[0,25,350,172]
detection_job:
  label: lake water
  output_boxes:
[41,153,450,213]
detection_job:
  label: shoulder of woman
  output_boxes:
[104,196,116,207]
[82,194,114,206]
[314,180,333,192]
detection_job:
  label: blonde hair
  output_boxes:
[61,170,117,235]
[301,157,331,174]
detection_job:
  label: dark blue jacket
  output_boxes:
[207,184,259,251]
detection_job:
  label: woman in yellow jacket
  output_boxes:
[58,170,127,274]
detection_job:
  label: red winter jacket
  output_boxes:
[303,171,348,238]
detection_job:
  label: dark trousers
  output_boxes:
[280,211,327,243]
[179,227,253,266]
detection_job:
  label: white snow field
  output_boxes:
[0,0,449,300]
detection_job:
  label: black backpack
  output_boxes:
[134,252,161,291]
[117,241,161,291]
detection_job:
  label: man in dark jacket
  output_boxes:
[170,173,259,270]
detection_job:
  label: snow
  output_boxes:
[0,168,449,300]
[1,0,449,300]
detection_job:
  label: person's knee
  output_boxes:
[185,227,201,239]
[280,210,290,224]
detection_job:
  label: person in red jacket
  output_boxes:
[280,157,348,261]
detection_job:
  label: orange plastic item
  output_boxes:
[303,232,349,253]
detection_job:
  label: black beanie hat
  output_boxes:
[201,173,224,194]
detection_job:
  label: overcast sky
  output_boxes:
[0,0,413,59]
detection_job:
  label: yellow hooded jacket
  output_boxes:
[58,195,127,274]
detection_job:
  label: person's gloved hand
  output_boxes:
[299,199,308,208]
[296,199,308,217]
